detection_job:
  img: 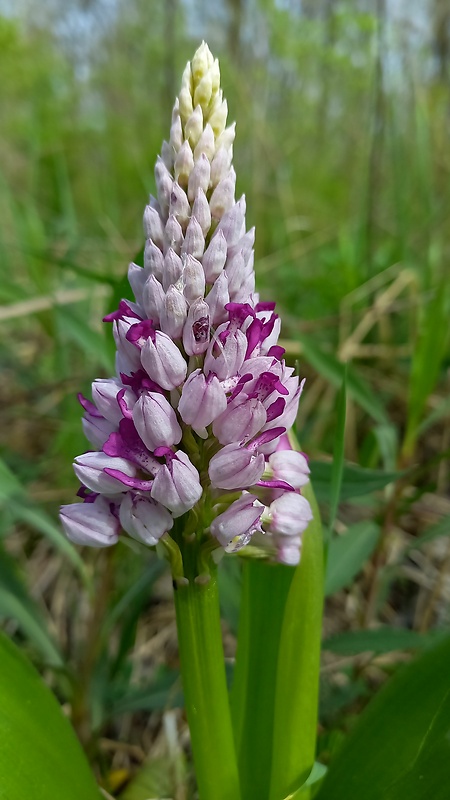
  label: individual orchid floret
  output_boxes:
[210,493,263,550]
[267,449,310,488]
[263,492,313,566]
[119,492,173,546]
[60,42,313,574]
[208,442,266,490]
[151,449,202,517]
[73,452,136,495]
[60,495,120,548]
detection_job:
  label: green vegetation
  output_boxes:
[0,1,449,797]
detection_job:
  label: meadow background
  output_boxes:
[1,0,449,797]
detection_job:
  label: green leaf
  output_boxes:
[325,521,380,596]
[315,635,450,800]
[310,461,400,504]
[0,546,63,666]
[269,477,324,800]
[0,631,101,800]
[323,627,445,656]
[231,560,295,800]
[296,333,388,425]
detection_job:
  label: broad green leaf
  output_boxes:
[296,333,388,424]
[283,762,328,798]
[0,631,101,800]
[231,560,295,800]
[269,478,324,800]
[315,635,450,800]
[310,460,400,503]
[0,546,63,666]
[325,521,380,596]
[323,626,445,656]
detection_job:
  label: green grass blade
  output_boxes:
[296,333,388,425]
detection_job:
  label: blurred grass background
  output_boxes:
[1,0,450,796]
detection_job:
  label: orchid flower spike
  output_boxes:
[60,42,312,572]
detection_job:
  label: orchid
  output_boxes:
[59,43,321,800]
[60,41,312,571]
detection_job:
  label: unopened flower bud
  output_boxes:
[143,205,164,249]
[163,248,183,291]
[193,123,215,161]
[160,285,188,338]
[188,153,211,202]
[191,188,211,236]
[144,239,164,281]
[178,369,227,434]
[205,272,229,325]
[211,147,233,187]
[132,393,182,452]
[174,140,194,187]
[210,174,235,219]
[154,156,173,214]
[178,86,193,122]
[142,274,165,323]
[216,196,246,245]
[185,105,203,148]
[169,113,183,150]
[203,229,227,283]
[182,255,205,304]
[128,262,147,304]
[215,122,236,153]
[141,330,187,389]
[164,214,184,254]
[209,98,228,136]
[191,41,212,81]
[169,182,190,229]
[181,217,205,260]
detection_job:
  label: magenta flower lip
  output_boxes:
[60,42,312,566]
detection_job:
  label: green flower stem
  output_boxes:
[231,559,295,800]
[173,536,241,800]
